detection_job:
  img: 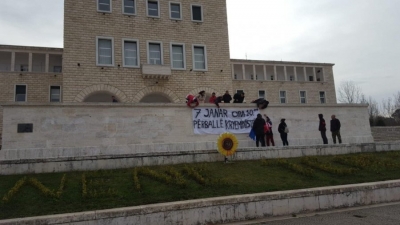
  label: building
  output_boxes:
[0,0,337,134]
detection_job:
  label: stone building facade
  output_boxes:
[0,0,337,135]
[62,0,232,103]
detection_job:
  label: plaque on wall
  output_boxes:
[17,124,33,133]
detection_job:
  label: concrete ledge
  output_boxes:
[1,180,400,224]
[1,142,400,175]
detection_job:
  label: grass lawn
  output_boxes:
[2,151,400,220]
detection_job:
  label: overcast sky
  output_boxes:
[0,0,399,102]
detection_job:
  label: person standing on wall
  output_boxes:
[319,114,328,144]
[330,115,342,144]
[278,119,289,146]
[264,114,275,146]
[252,114,266,147]
[209,92,217,104]
[223,91,232,103]
[233,92,245,103]
[197,91,206,104]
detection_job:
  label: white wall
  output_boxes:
[1,103,373,150]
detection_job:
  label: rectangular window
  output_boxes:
[170,2,182,20]
[148,42,162,65]
[123,0,135,15]
[300,91,306,104]
[53,66,62,73]
[20,65,28,72]
[50,86,61,102]
[259,90,266,99]
[193,45,207,70]
[170,43,185,69]
[98,0,111,12]
[320,91,326,104]
[280,91,286,104]
[15,85,26,102]
[97,37,114,66]
[147,0,159,17]
[191,5,203,22]
[123,39,139,67]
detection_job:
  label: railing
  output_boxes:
[0,65,62,73]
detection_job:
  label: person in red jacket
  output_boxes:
[209,92,217,103]
[264,114,275,146]
[186,95,199,108]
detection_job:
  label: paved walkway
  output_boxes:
[225,202,400,225]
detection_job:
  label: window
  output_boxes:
[97,0,111,12]
[170,43,185,69]
[123,0,136,15]
[192,45,207,71]
[280,91,286,104]
[148,42,162,65]
[20,65,28,72]
[15,85,26,102]
[300,91,306,104]
[50,86,61,102]
[96,37,114,66]
[53,66,62,73]
[191,5,203,22]
[259,90,266,99]
[320,91,326,104]
[123,39,139,67]
[309,76,314,81]
[170,2,182,20]
[147,0,159,17]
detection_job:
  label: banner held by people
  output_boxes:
[192,108,259,134]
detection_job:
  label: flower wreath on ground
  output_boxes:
[217,132,239,157]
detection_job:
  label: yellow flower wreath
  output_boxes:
[217,132,239,156]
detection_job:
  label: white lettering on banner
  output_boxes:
[192,108,259,135]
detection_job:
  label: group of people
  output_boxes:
[319,114,342,144]
[252,113,342,147]
[186,90,269,109]
[252,114,288,147]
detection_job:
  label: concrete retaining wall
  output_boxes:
[1,103,372,150]
[1,180,400,225]
[1,142,399,175]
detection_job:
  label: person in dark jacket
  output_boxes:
[330,115,342,144]
[233,92,245,103]
[222,91,232,103]
[112,96,118,103]
[318,114,328,144]
[278,119,289,146]
[252,114,266,147]
[264,114,275,146]
[251,98,269,109]
[214,96,224,108]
